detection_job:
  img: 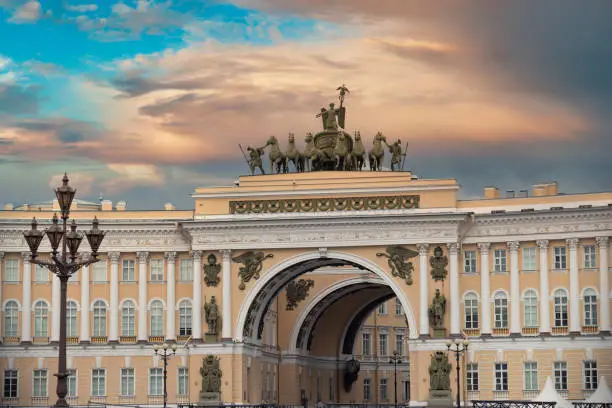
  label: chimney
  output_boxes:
[101,200,113,211]
[3,203,14,210]
[547,182,558,196]
[505,190,515,198]
[164,203,176,211]
[532,182,558,197]
[484,187,500,199]
[115,201,127,211]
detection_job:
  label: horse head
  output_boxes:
[288,132,295,144]
[266,135,278,146]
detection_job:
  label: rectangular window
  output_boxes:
[33,369,48,397]
[466,363,479,392]
[363,378,371,401]
[494,249,507,272]
[464,250,477,273]
[122,259,135,281]
[149,368,163,396]
[150,258,164,282]
[67,369,77,397]
[380,378,388,400]
[179,258,193,281]
[378,302,387,315]
[522,247,537,271]
[554,247,567,269]
[121,368,134,396]
[379,333,388,356]
[465,296,479,329]
[92,261,107,282]
[402,380,410,401]
[329,377,334,401]
[92,369,106,397]
[395,298,403,315]
[524,362,538,391]
[34,264,49,282]
[584,291,598,327]
[554,362,567,391]
[584,361,598,391]
[395,334,404,355]
[495,363,508,391]
[3,369,18,398]
[4,259,18,282]
[178,367,189,396]
[362,333,371,356]
[494,298,508,329]
[583,245,597,268]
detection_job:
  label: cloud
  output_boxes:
[8,0,42,23]
[49,172,96,196]
[0,84,40,114]
[65,3,98,12]
[102,163,165,193]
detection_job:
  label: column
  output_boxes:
[567,238,580,334]
[0,252,3,339]
[137,252,149,342]
[448,243,460,336]
[165,252,177,340]
[109,252,120,342]
[537,240,551,335]
[478,243,491,336]
[80,253,90,343]
[221,249,232,340]
[417,244,429,337]
[508,241,521,336]
[51,271,61,342]
[596,237,610,334]
[192,250,203,341]
[21,252,32,343]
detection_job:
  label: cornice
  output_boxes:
[473,206,612,226]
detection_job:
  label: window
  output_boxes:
[524,362,538,391]
[402,380,410,401]
[583,245,597,268]
[329,377,334,401]
[66,301,78,337]
[34,264,48,282]
[583,289,598,327]
[467,363,479,391]
[67,369,77,397]
[150,300,164,336]
[178,300,192,336]
[554,289,568,327]
[464,250,477,273]
[494,293,508,329]
[361,332,371,355]
[363,378,371,401]
[34,300,49,337]
[178,367,189,396]
[379,378,388,400]
[149,368,163,396]
[3,369,18,398]
[464,293,479,329]
[122,259,135,281]
[395,298,402,315]
[554,362,567,390]
[150,258,164,282]
[395,334,404,355]
[33,369,48,397]
[495,363,508,391]
[121,368,135,396]
[4,259,18,282]
[92,369,106,397]
[121,300,136,337]
[584,361,598,391]
[179,258,193,281]
[92,300,107,337]
[553,247,567,269]
[378,302,387,315]
[493,249,507,272]
[523,290,538,327]
[4,300,19,336]
[92,261,107,282]
[522,247,537,271]
[379,333,388,356]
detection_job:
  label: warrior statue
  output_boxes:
[428,289,446,329]
[204,296,220,335]
[388,139,405,171]
[246,145,266,175]
[429,352,451,391]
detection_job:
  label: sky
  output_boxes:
[0,0,611,209]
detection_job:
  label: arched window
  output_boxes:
[66,301,78,337]
[583,289,598,327]
[4,301,19,337]
[121,300,136,337]
[523,289,538,328]
[34,300,49,337]
[150,300,164,337]
[178,300,192,336]
[553,289,568,327]
[92,300,107,337]
[494,292,508,329]
[464,293,479,329]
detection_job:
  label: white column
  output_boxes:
[109,251,121,342]
[21,252,32,343]
[221,249,232,340]
[80,254,90,342]
[537,240,551,335]
[137,251,149,342]
[51,270,61,342]
[192,250,203,341]
[0,252,3,339]
[508,241,521,336]
[596,237,610,334]
[417,244,429,337]
[165,252,177,340]
[448,243,460,336]
[567,238,581,334]
[478,243,491,336]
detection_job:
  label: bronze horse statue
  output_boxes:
[286,133,305,172]
[263,135,288,174]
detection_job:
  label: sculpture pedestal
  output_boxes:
[205,333,218,343]
[428,390,452,408]
[199,392,221,406]
[432,328,446,339]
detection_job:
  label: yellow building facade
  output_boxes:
[0,171,610,406]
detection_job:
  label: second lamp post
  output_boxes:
[389,350,402,408]
[446,339,469,408]
[153,343,177,408]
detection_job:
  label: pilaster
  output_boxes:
[192,250,203,341]
[537,240,551,335]
[478,243,492,337]
[165,252,177,340]
[221,249,233,340]
[596,237,610,335]
[137,251,149,342]
[108,251,121,342]
[417,244,429,337]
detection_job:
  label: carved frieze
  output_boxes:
[231,251,274,290]
[376,245,418,285]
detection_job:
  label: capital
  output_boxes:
[416,244,429,256]
[566,238,579,249]
[507,241,520,252]
[220,249,232,261]
[536,240,549,250]
[137,251,149,263]
[21,252,31,261]
[446,242,460,254]
[108,251,121,263]
[477,243,491,254]
[192,250,203,260]
[165,251,177,262]
[596,236,609,250]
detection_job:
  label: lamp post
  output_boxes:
[446,339,469,408]
[153,342,177,408]
[22,174,105,408]
[389,350,402,408]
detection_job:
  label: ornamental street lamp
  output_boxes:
[153,343,178,408]
[446,339,469,408]
[389,350,402,408]
[22,174,105,408]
